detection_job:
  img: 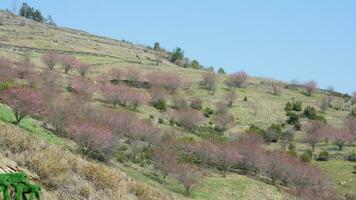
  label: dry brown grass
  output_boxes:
[0,121,173,200]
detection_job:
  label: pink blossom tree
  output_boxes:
[172,109,203,130]
[69,121,116,161]
[60,55,78,74]
[0,57,16,83]
[224,90,238,108]
[304,80,318,96]
[152,147,177,184]
[42,52,60,70]
[75,62,91,77]
[304,120,327,151]
[70,77,95,100]
[200,72,217,93]
[345,117,356,140]
[1,87,43,125]
[174,163,201,195]
[225,71,249,89]
[147,71,181,93]
[214,112,234,132]
[331,128,353,150]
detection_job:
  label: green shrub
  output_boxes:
[316,150,329,161]
[263,124,282,142]
[347,151,356,162]
[203,107,213,117]
[244,96,248,101]
[301,149,313,162]
[248,124,265,135]
[152,99,167,111]
[315,115,327,123]
[350,108,356,117]
[303,106,317,119]
[158,117,164,124]
[0,81,12,92]
[285,102,293,112]
[287,112,299,125]
[292,101,303,111]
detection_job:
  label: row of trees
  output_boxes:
[153,135,338,199]
[304,120,355,151]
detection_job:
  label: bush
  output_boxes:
[152,99,167,111]
[203,107,213,117]
[0,81,12,92]
[190,98,202,110]
[244,96,248,101]
[347,151,356,162]
[200,72,217,93]
[248,124,265,135]
[301,150,313,162]
[304,106,317,120]
[315,150,329,161]
[158,118,164,124]
[292,101,303,111]
[285,102,293,112]
[263,124,282,142]
[287,112,299,125]
[172,109,204,130]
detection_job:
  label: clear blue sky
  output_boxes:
[1,0,355,94]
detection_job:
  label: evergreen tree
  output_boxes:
[170,47,184,63]
[218,67,226,74]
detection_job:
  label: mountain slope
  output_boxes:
[0,9,355,199]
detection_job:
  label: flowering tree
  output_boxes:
[272,83,283,95]
[0,57,16,83]
[304,80,317,96]
[70,77,95,100]
[224,90,237,108]
[214,112,234,132]
[215,100,229,114]
[172,109,203,130]
[1,87,43,125]
[200,72,217,93]
[147,72,181,93]
[101,84,145,109]
[14,55,35,80]
[60,55,78,74]
[225,71,249,89]
[75,62,91,77]
[152,147,177,184]
[109,68,127,81]
[42,52,60,70]
[174,163,201,195]
[125,68,141,86]
[101,84,123,108]
[345,117,356,140]
[304,120,327,151]
[69,121,116,161]
[331,128,353,150]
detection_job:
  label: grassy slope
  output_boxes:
[1,10,355,199]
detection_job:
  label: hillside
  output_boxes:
[0,10,355,200]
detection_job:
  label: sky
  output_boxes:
[1,0,355,94]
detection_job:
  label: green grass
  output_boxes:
[0,103,75,149]
[116,162,286,200]
[314,160,356,197]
